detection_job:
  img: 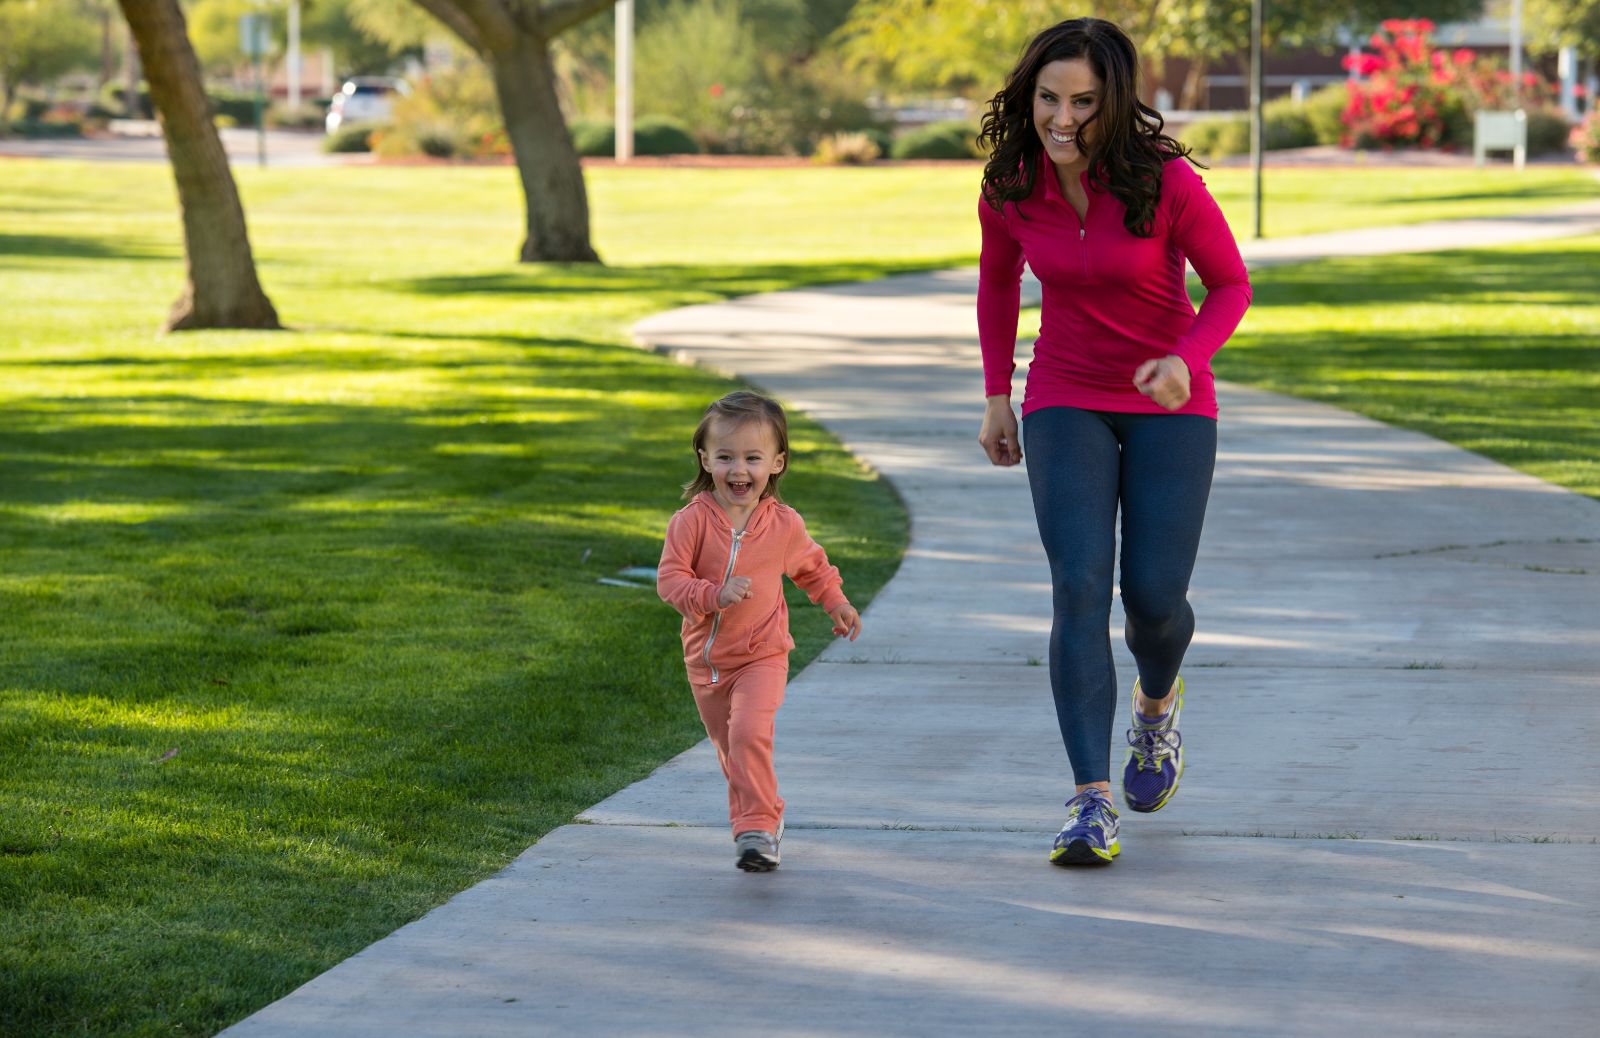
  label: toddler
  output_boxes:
[657,392,861,871]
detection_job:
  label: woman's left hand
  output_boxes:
[1133,355,1191,411]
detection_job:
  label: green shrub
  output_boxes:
[323,121,379,153]
[862,126,894,158]
[380,63,510,160]
[266,105,328,131]
[370,121,462,160]
[635,116,698,155]
[813,131,881,164]
[1182,102,1322,159]
[1301,82,1350,145]
[568,117,699,157]
[414,125,460,158]
[890,120,979,160]
[8,119,83,139]
[1262,95,1318,149]
[1526,107,1573,155]
[207,89,260,128]
[1183,116,1250,158]
[101,82,151,118]
[570,119,613,157]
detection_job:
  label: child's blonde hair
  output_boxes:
[683,391,790,500]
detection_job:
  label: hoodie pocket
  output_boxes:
[707,622,752,666]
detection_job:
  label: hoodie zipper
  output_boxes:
[703,528,745,684]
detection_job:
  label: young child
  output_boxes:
[657,391,862,872]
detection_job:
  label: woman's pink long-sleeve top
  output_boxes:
[977,153,1251,419]
[657,492,848,685]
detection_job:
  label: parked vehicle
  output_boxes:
[325,78,407,133]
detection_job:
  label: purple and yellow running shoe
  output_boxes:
[1122,676,1185,813]
[1050,789,1121,866]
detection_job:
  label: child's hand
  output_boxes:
[829,603,861,641]
[718,575,752,609]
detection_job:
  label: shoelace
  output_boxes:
[1065,791,1113,828]
[1126,723,1182,771]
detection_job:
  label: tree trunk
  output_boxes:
[1179,59,1206,111]
[117,0,280,331]
[101,9,116,90]
[488,34,600,264]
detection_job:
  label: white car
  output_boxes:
[325,78,407,134]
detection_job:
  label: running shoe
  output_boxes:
[734,819,782,872]
[1049,789,1120,866]
[1122,676,1184,813]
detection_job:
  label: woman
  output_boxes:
[975,17,1251,865]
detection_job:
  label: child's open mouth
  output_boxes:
[728,480,753,496]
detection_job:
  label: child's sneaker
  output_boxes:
[1049,789,1120,866]
[735,820,782,872]
[1122,676,1184,813]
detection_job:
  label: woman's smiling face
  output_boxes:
[1033,58,1101,174]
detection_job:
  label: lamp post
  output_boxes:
[616,0,634,163]
[287,1,301,111]
[1509,0,1523,109]
[1250,0,1264,239]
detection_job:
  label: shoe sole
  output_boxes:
[1049,839,1120,866]
[737,850,779,872]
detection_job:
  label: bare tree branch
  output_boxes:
[410,0,492,52]
[541,0,619,38]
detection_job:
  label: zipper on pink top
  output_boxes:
[1077,175,1089,277]
[702,528,745,684]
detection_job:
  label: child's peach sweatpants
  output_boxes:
[690,658,787,836]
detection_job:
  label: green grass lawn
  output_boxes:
[1214,237,1600,500]
[0,156,1594,1037]
[1200,162,1597,237]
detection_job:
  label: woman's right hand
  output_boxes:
[978,395,1022,466]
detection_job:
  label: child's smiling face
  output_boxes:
[699,418,785,510]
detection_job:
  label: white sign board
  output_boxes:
[239,14,270,59]
[1474,110,1527,171]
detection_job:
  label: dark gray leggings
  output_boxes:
[1022,406,1217,786]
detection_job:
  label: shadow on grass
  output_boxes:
[1367,182,1600,206]
[393,258,974,300]
[1246,243,1600,307]
[0,231,172,263]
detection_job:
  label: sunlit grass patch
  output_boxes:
[1219,238,1600,498]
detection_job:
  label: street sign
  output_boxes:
[240,14,270,58]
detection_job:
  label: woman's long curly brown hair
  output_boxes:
[978,18,1198,238]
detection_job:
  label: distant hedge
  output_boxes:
[890,120,980,160]
[570,116,699,157]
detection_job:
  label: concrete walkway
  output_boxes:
[223,203,1600,1036]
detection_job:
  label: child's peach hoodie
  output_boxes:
[657,492,848,685]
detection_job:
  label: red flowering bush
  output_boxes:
[1575,111,1600,163]
[1341,20,1560,150]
